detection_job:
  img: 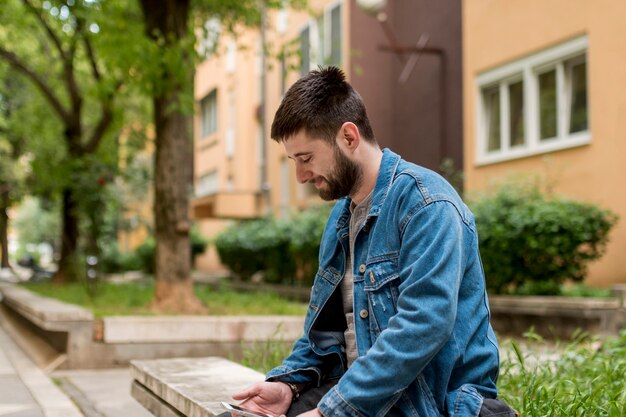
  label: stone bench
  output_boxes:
[0,284,94,370]
[131,356,265,417]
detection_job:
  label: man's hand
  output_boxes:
[231,381,292,417]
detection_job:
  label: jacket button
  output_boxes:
[359,309,369,319]
[359,264,366,273]
[369,271,375,283]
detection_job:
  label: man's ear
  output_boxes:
[339,122,360,152]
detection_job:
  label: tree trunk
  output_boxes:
[55,187,80,283]
[141,0,206,313]
[0,187,10,269]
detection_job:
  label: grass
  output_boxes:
[20,280,308,318]
[498,330,626,417]
[239,331,626,417]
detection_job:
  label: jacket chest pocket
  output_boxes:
[363,258,401,334]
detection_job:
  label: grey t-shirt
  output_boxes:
[340,191,373,368]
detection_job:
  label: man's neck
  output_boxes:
[350,147,383,205]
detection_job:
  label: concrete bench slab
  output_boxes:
[0,285,93,331]
[131,357,265,417]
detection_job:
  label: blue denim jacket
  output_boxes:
[267,149,500,417]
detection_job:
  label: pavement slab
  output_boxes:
[0,325,82,417]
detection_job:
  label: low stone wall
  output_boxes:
[1,283,625,371]
[489,295,625,339]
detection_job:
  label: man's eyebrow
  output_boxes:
[289,152,312,159]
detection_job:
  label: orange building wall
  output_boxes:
[463,0,626,286]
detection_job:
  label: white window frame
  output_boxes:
[196,170,219,197]
[200,89,218,138]
[299,0,343,74]
[475,36,590,166]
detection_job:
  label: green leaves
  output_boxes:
[215,204,332,285]
[471,182,618,294]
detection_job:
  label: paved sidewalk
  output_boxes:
[0,325,82,417]
[0,324,151,417]
[51,369,152,417]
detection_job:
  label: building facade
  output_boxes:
[192,0,463,273]
[463,0,626,287]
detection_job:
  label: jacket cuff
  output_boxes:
[266,366,322,386]
[318,385,366,417]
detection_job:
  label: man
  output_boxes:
[227,67,513,417]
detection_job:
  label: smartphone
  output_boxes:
[220,402,274,417]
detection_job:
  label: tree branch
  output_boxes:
[22,0,68,62]
[0,47,71,124]
[83,81,122,154]
[82,34,101,82]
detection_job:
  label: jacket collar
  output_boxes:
[335,148,401,229]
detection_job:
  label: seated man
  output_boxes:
[223,67,515,417]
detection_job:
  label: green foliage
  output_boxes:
[499,331,626,417]
[99,241,142,274]
[287,204,332,285]
[12,196,60,252]
[215,205,332,285]
[215,218,295,283]
[240,337,295,374]
[472,182,618,294]
[135,236,156,275]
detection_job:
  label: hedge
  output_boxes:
[472,183,618,295]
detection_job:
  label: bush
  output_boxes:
[288,204,332,286]
[472,183,618,294]
[99,242,142,273]
[215,218,295,283]
[135,236,156,274]
[215,205,332,285]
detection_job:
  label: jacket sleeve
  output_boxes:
[265,334,332,386]
[318,201,470,417]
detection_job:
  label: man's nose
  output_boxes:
[295,165,311,184]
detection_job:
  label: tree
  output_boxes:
[0,0,139,282]
[136,0,300,312]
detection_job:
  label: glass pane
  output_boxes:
[330,5,342,66]
[201,91,217,137]
[568,61,588,133]
[300,27,310,75]
[508,80,524,147]
[483,87,501,152]
[538,70,557,140]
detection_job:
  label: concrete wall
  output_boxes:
[463,0,626,286]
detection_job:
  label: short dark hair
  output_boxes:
[270,66,376,145]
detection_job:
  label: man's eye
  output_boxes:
[302,157,311,164]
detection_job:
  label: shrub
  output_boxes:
[287,204,332,286]
[99,241,143,273]
[215,218,295,283]
[215,205,332,285]
[472,183,618,294]
[135,236,155,274]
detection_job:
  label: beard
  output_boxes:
[317,145,363,201]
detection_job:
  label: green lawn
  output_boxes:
[20,280,308,318]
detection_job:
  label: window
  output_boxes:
[200,90,217,138]
[196,171,218,197]
[476,36,589,165]
[300,2,342,75]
